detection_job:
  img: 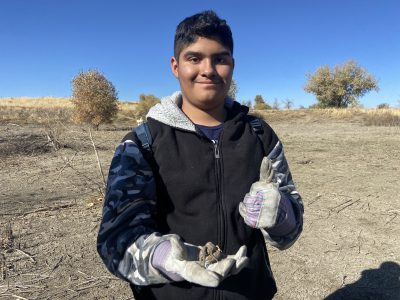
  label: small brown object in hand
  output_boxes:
[199,242,223,268]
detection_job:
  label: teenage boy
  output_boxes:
[97,10,303,300]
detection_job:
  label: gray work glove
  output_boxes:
[239,157,282,229]
[152,235,248,287]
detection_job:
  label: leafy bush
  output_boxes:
[253,95,271,110]
[304,60,379,108]
[71,70,118,129]
[377,103,390,109]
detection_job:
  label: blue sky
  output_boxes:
[1,0,399,108]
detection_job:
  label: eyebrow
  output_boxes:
[183,50,232,58]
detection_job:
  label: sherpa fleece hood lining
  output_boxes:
[146,91,235,132]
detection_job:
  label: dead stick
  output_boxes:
[330,199,353,210]
[75,281,104,292]
[21,203,75,217]
[88,127,106,190]
[336,199,360,213]
[48,256,64,275]
[77,270,91,278]
[385,213,398,225]
[55,153,78,182]
[14,249,36,264]
[75,279,97,287]
[3,294,29,300]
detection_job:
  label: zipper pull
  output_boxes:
[212,140,220,158]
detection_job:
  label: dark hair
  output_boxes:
[174,10,233,59]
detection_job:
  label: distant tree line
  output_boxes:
[70,61,382,128]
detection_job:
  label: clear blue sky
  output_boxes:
[1,0,399,108]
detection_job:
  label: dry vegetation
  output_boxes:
[0,97,137,126]
[254,107,400,127]
[1,97,400,127]
[0,97,399,299]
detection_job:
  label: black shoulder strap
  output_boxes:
[249,117,264,135]
[246,115,266,155]
[134,122,153,157]
[134,117,263,157]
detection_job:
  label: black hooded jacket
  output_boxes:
[97,92,304,300]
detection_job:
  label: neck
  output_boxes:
[181,100,227,126]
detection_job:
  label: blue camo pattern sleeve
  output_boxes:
[97,138,159,280]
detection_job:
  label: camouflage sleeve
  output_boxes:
[96,138,171,285]
[261,140,304,250]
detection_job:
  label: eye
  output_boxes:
[215,57,226,64]
[188,56,200,64]
[214,56,231,65]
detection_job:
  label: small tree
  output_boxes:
[283,98,294,110]
[377,103,390,109]
[304,60,379,108]
[134,94,161,123]
[228,79,238,100]
[272,98,280,110]
[253,95,271,110]
[71,70,118,130]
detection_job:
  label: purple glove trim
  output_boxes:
[242,193,264,227]
[151,241,183,281]
[266,194,296,236]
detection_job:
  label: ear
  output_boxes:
[170,56,179,78]
[232,57,235,70]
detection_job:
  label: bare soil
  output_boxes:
[0,118,399,300]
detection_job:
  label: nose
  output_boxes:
[200,58,217,77]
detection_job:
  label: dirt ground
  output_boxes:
[0,117,399,300]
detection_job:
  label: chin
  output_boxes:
[197,89,227,102]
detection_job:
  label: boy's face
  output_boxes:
[171,37,234,110]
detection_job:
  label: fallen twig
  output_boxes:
[308,194,322,206]
[330,199,353,210]
[55,152,78,182]
[74,281,104,292]
[336,199,360,213]
[14,249,36,264]
[21,203,75,217]
[0,294,28,300]
[385,213,398,225]
[48,256,64,276]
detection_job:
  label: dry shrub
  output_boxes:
[253,108,400,127]
[0,106,73,124]
[134,94,160,123]
[71,70,118,130]
[363,109,400,126]
[0,133,58,157]
[115,101,137,124]
[0,96,72,108]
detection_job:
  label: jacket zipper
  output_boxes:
[211,139,226,251]
[212,139,224,300]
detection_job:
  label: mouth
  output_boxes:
[195,81,222,85]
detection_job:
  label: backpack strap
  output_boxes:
[248,116,264,135]
[246,115,266,156]
[134,117,264,158]
[134,122,153,158]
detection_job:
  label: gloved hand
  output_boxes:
[151,235,248,287]
[239,157,281,229]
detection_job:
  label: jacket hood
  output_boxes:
[146,91,238,132]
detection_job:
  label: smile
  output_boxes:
[195,81,221,85]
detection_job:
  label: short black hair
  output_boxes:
[174,10,233,59]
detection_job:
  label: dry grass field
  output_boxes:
[0,98,399,299]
